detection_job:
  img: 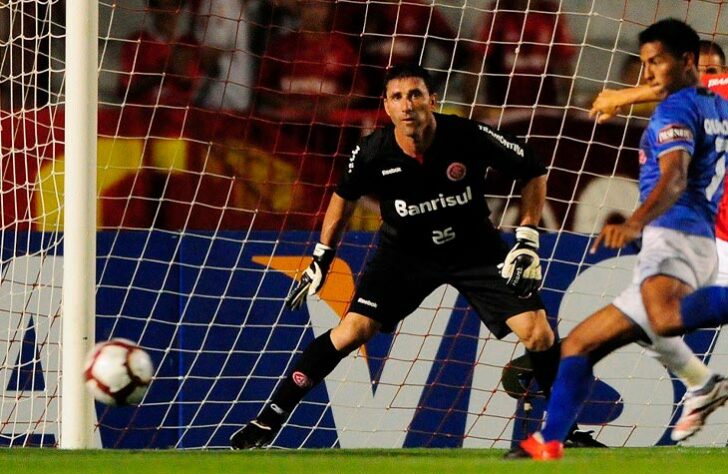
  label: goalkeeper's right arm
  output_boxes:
[285,193,357,310]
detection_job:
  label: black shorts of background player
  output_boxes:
[230,64,603,449]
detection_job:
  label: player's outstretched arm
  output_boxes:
[501,175,547,298]
[589,85,666,124]
[590,149,689,253]
[285,193,357,310]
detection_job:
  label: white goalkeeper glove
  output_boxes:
[285,243,335,310]
[500,226,541,298]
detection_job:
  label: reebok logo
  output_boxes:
[382,167,402,176]
[357,298,378,308]
[270,403,288,415]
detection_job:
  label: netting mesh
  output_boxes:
[1,0,728,449]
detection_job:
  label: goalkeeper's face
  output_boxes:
[383,77,437,138]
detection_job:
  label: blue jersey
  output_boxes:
[639,86,728,238]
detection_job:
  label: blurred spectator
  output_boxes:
[255,0,364,122]
[0,1,64,110]
[698,39,727,76]
[118,0,203,107]
[333,0,461,103]
[469,0,575,108]
[194,0,269,112]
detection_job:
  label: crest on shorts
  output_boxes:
[446,162,467,181]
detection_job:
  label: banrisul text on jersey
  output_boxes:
[394,186,473,216]
[335,113,547,253]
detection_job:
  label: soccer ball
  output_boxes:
[84,338,154,406]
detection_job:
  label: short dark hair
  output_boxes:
[639,19,700,65]
[383,64,436,96]
[700,39,726,66]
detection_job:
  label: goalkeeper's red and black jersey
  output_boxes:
[336,113,547,259]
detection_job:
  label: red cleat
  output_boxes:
[519,433,564,460]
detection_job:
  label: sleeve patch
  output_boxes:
[657,124,693,144]
[477,124,524,157]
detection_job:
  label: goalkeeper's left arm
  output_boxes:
[286,193,357,310]
[500,174,547,298]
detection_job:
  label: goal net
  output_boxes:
[2,0,728,449]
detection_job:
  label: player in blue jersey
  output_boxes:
[509,19,728,460]
[589,41,728,443]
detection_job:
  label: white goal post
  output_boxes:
[61,0,98,449]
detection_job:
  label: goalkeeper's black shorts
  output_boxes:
[348,243,545,338]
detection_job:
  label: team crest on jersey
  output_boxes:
[657,124,693,144]
[446,162,467,181]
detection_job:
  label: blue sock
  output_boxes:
[680,286,728,332]
[540,355,592,443]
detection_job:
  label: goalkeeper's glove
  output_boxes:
[500,226,542,298]
[285,243,335,310]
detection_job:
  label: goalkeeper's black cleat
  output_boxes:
[564,430,607,448]
[503,445,532,459]
[230,420,278,449]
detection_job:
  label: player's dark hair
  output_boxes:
[639,19,700,65]
[700,39,726,66]
[383,64,436,96]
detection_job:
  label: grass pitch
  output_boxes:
[2,447,725,473]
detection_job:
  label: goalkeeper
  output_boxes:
[231,64,600,449]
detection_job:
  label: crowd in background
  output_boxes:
[1,0,726,233]
[1,0,726,120]
[115,0,578,123]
